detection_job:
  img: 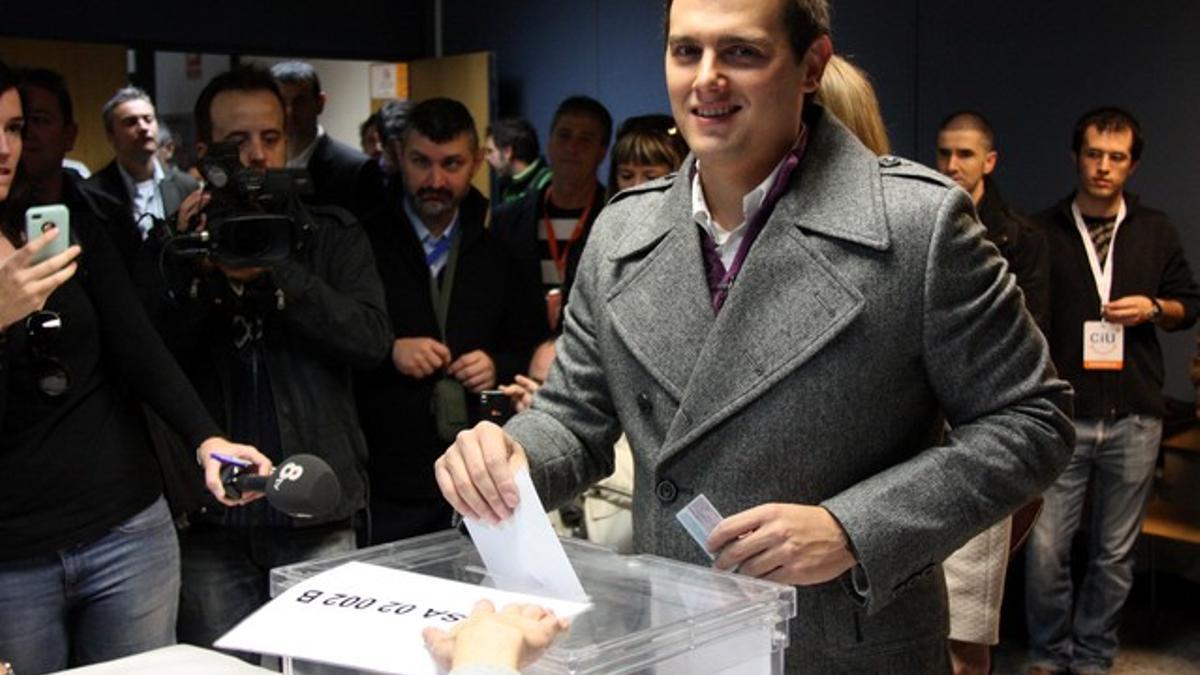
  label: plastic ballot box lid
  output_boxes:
[270,529,797,674]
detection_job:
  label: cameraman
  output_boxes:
[164,66,390,656]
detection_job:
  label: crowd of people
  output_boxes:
[1,0,1197,673]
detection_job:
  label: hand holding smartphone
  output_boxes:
[25,203,70,263]
[480,389,515,424]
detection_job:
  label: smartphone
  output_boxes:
[25,203,71,264]
[479,389,514,424]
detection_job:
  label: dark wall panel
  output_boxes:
[1,0,432,61]
[828,0,920,157]
[443,0,669,163]
[914,0,1200,399]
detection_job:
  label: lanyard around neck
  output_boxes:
[1070,198,1126,306]
[542,185,595,282]
[700,125,810,313]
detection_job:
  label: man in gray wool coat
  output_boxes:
[435,0,1074,672]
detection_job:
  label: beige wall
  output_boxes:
[245,52,494,198]
[409,52,492,198]
[243,55,373,154]
[0,38,127,173]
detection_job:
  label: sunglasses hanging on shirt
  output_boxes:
[25,310,72,398]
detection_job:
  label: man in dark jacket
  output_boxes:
[88,86,198,246]
[17,68,133,256]
[162,66,391,656]
[1025,107,1200,675]
[358,97,545,545]
[936,110,1048,330]
[271,60,384,222]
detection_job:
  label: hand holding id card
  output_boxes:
[676,494,724,559]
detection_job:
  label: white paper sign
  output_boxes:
[215,561,589,675]
[369,63,398,99]
[464,469,589,602]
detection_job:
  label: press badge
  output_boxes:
[1083,321,1124,370]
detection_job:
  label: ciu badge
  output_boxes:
[1083,320,1123,370]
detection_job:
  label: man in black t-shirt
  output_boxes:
[1026,107,1200,675]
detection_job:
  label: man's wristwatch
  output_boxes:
[1148,297,1164,323]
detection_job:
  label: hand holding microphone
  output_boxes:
[218,453,342,519]
[197,437,272,506]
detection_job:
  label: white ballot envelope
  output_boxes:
[215,561,589,675]
[463,469,589,602]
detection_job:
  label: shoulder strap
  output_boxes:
[428,230,462,341]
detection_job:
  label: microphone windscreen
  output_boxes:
[263,454,342,519]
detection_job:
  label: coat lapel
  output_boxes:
[660,110,890,461]
[606,168,713,401]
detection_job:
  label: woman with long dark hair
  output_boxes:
[0,60,268,674]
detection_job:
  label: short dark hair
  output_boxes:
[403,97,477,148]
[551,95,613,148]
[663,0,831,63]
[102,86,152,133]
[17,68,74,127]
[377,99,412,143]
[270,60,321,100]
[194,66,285,145]
[938,110,995,151]
[360,112,379,140]
[487,117,540,164]
[1072,106,1143,162]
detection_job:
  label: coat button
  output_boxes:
[636,392,652,413]
[655,479,678,504]
[878,155,901,168]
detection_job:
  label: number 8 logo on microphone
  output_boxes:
[278,462,305,482]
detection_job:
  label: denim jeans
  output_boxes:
[176,521,355,661]
[1025,415,1161,673]
[0,496,180,675]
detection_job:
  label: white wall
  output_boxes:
[154,52,233,120]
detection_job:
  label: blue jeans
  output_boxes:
[1025,415,1161,674]
[177,522,355,660]
[0,496,180,675]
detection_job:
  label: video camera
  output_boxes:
[170,141,313,268]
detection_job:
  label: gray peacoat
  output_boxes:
[506,107,1074,673]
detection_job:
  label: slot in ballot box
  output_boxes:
[270,530,796,674]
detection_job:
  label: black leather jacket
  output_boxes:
[976,177,1050,334]
[157,200,391,525]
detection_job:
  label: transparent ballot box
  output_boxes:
[270,530,796,674]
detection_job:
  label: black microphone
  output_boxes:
[220,454,341,519]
